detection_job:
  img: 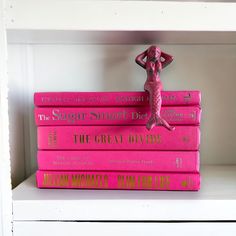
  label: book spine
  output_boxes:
[35,106,201,126]
[37,150,200,172]
[37,126,200,151]
[36,170,200,191]
[34,91,201,107]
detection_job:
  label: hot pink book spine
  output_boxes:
[37,150,200,172]
[34,91,201,107]
[37,126,200,151]
[36,170,200,191]
[35,106,201,126]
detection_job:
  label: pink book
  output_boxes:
[37,150,200,172]
[35,106,201,126]
[37,126,200,151]
[34,91,201,107]
[36,170,200,191]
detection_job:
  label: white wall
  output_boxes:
[7,44,236,186]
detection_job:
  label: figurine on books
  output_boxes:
[136,45,174,131]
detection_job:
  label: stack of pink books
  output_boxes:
[34,91,201,191]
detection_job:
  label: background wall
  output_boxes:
[7,44,236,186]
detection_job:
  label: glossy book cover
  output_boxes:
[37,126,200,151]
[37,150,200,172]
[35,106,201,126]
[36,170,200,191]
[34,91,201,107]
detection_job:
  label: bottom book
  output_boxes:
[36,170,200,191]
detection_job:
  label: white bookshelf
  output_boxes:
[12,222,236,236]
[5,1,236,31]
[13,166,236,221]
[1,1,236,236]
[5,0,236,44]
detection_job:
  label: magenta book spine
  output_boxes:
[34,91,201,107]
[35,106,201,126]
[37,126,200,151]
[37,150,200,172]
[36,170,200,191]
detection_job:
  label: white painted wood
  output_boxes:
[13,222,236,236]
[7,45,28,187]
[12,165,236,221]
[5,1,236,44]
[0,0,13,236]
[5,1,236,31]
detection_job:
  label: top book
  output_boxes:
[34,91,201,107]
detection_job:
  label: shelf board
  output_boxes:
[13,165,236,221]
[12,222,236,236]
[5,1,236,44]
[6,1,236,31]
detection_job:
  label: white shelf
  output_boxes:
[12,222,236,236]
[6,1,236,31]
[5,0,236,44]
[13,165,236,221]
